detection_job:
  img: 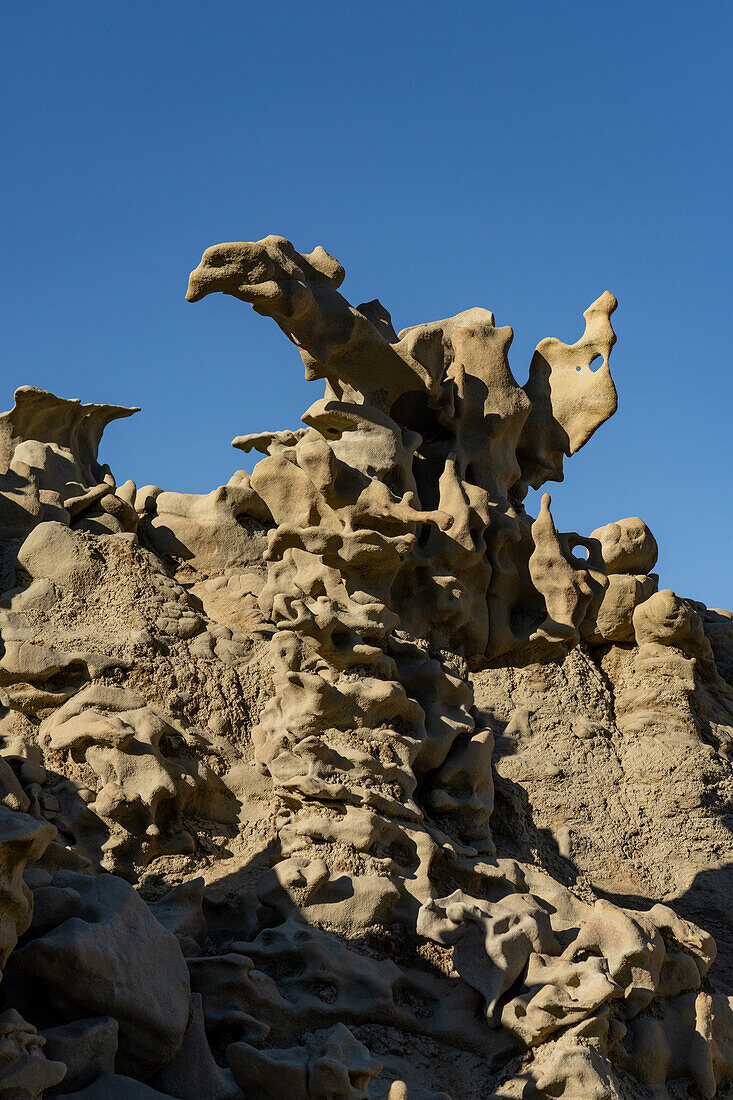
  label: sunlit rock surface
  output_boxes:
[0,238,730,1098]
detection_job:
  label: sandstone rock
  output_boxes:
[384,1087,454,1100]
[516,292,618,497]
[40,1017,118,1096]
[590,516,658,575]
[147,878,206,957]
[581,571,657,644]
[528,493,606,645]
[147,994,240,1100]
[617,990,733,1098]
[187,951,287,1047]
[7,871,190,1077]
[0,806,54,970]
[57,1075,175,1099]
[141,476,270,573]
[0,386,138,534]
[17,521,105,589]
[0,241,726,1100]
[633,587,709,653]
[0,1009,67,1098]
[226,1023,381,1100]
[39,686,234,872]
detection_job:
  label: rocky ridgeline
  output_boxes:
[0,237,730,1098]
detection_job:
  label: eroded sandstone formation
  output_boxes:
[0,236,730,1098]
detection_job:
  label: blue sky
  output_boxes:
[3,2,732,607]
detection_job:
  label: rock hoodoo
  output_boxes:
[0,235,730,1098]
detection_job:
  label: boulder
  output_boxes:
[7,871,190,1078]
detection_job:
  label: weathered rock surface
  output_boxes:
[5,871,190,1077]
[0,237,729,1097]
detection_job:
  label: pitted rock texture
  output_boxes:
[0,238,729,1098]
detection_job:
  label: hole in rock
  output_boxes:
[390,391,451,445]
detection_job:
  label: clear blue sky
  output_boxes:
[3,2,732,608]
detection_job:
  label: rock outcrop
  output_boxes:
[0,236,729,1098]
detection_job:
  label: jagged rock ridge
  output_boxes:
[0,236,730,1098]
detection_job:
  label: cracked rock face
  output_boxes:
[0,237,730,1099]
